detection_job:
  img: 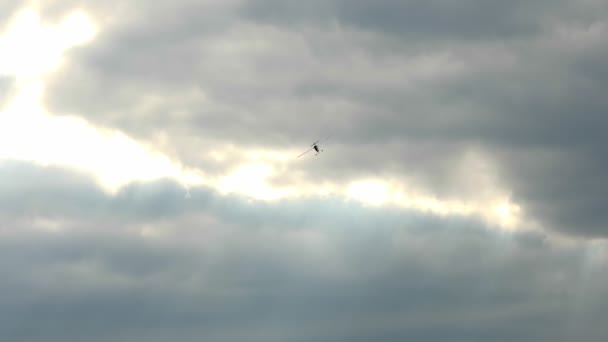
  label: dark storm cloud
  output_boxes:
[240,0,562,40]
[494,149,608,236]
[41,0,608,236]
[1,161,608,341]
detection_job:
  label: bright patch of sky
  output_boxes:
[0,6,524,229]
[0,7,204,192]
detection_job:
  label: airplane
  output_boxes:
[297,135,331,158]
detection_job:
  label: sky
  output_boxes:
[1,0,608,341]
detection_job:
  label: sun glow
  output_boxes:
[343,178,523,229]
[217,163,294,200]
[0,80,204,192]
[0,8,96,80]
[490,199,522,229]
[0,7,203,193]
[346,180,390,206]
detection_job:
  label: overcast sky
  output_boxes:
[1,1,608,341]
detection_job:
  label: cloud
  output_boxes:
[241,0,563,40]
[32,0,608,237]
[1,160,608,341]
[0,76,13,105]
[0,1,20,27]
[3,2,608,339]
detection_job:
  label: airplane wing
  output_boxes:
[318,134,332,144]
[297,146,315,158]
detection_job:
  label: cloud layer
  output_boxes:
[2,1,608,340]
[36,0,608,236]
[2,160,608,341]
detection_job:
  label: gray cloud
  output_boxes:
[0,76,14,106]
[240,0,564,40]
[40,0,608,236]
[0,1,20,29]
[1,161,608,341]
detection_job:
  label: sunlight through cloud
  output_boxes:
[0,6,203,193]
[0,8,95,80]
[0,5,527,231]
